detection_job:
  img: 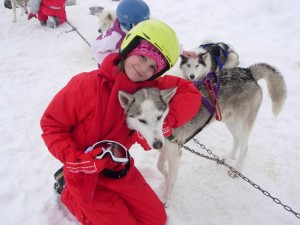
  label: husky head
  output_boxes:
[180,43,239,81]
[96,10,116,33]
[180,48,211,81]
[119,87,177,149]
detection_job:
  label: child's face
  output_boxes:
[124,54,157,82]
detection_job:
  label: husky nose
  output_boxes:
[190,74,195,80]
[153,140,163,149]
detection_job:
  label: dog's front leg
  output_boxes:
[157,151,168,181]
[21,2,28,15]
[162,142,182,207]
[11,0,17,22]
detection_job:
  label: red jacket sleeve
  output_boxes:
[155,75,201,128]
[40,73,96,163]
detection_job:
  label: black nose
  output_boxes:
[153,140,163,149]
[98,29,102,33]
[190,74,195,80]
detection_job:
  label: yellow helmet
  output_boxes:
[120,19,180,79]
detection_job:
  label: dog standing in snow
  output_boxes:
[10,0,29,23]
[119,63,287,206]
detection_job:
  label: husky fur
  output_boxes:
[180,42,239,81]
[119,63,287,206]
[119,88,177,149]
[10,0,29,23]
[96,9,116,33]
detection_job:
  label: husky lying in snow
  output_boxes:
[96,9,116,33]
[118,63,287,206]
[180,42,239,81]
[10,0,29,23]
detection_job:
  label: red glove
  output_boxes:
[64,148,110,174]
[133,131,151,150]
[134,120,173,150]
[28,13,37,20]
[162,120,173,137]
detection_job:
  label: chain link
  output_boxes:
[183,138,300,220]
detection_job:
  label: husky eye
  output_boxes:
[157,116,162,121]
[196,64,199,68]
[186,64,190,67]
[138,119,147,124]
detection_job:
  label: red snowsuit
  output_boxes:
[40,53,201,225]
[30,0,67,24]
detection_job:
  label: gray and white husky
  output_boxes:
[180,42,239,81]
[119,63,287,206]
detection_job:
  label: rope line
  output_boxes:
[66,21,91,47]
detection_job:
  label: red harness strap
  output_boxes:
[204,79,222,121]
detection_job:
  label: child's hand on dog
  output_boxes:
[182,50,197,59]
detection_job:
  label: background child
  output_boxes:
[91,0,150,66]
[91,0,196,67]
[28,0,67,28]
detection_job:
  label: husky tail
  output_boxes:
[249,63,287,116]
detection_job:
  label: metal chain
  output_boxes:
[183,138,300,220]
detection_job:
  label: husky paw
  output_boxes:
[223,153,236,161]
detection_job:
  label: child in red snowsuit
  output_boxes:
[28,0,66,28]
[40,20,201,225]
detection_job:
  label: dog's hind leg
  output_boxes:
[225,119,249,178]
[21,1,28,15]
[231,128,250,177]
[224,121,240,161]
[229,94,262,178]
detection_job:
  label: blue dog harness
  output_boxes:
[199,42,231,70]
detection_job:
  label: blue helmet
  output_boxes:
[116,0,150,31]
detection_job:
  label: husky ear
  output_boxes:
[160,87,177,104]
[118,91,135,110]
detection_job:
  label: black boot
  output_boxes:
[48,16,59,29]
[54,167,65,195]
[4,0,12,9]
